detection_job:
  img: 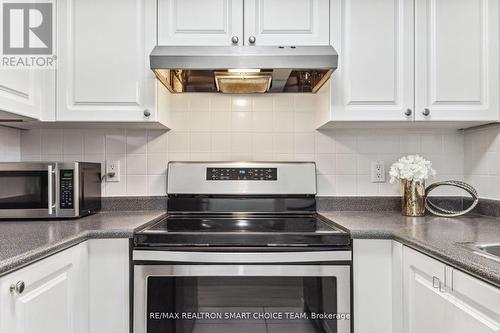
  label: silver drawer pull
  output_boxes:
[432,276,440,289]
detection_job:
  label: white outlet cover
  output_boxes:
[105,160,121,182]
[371,161,386,183]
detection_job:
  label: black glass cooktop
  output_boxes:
[134,214,350,248]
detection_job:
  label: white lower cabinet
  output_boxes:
[403,246,500,333]
[0,238,130,333]
[353,239,403,333]
[0,243,87,333]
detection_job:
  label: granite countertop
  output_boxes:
[319,211,500,287]
[0,211,166,277]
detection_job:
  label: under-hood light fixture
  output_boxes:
[227,68,261,73]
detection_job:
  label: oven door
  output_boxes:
[0,162,57,218]
[133,251,351,333]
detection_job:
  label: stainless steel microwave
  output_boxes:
[0,162,101,219]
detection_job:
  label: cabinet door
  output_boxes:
[244,0,329,46]
[0,69,53,120]
[448,268,500,333]
[329,0,414,121]
[0,244,85,333]
[57,0,157,122]
[403,246,453,333]
[415,0,499,121]
[158,0,244,46]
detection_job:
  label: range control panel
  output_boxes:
[59,170,74,209]
[206,167,277,181]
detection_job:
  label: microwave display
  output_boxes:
[59,170,74,209]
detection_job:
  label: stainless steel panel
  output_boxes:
[167,162,317,195]
[134,264,351,333]
[150,45,338,70]
[133,250,351,263]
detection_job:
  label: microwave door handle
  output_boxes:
[48,165,56,215]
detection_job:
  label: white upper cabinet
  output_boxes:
[158,0,244,46]
[57,0,159,123]
[244,0,330,46]
[0,69,53,120]
[329,0,414,121]
[415,0,499,122]
[319,0,500,127]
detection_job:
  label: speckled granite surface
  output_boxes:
[0,211,166,277]
[319,211,500,287]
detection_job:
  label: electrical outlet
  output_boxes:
[105,160,120,182]
[371,161,386,183]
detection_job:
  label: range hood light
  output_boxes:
[228,68,261,73]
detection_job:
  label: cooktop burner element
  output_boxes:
[134,162,350,249]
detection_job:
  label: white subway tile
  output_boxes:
[231,112,253,131]
[168,132,190,153]
[20,129,41,156]
[147,153,167,175]
[231,96,252,112]
[126,129,147,154]
[148,175,167,195]
[211,133,231,152]
[189,111,211,131]
[336,154,357,175]
[105,129,126,154]
[252,133,273,153]
[63,129,84,155]
[210,112,232,132]
[273,112,294,132]
[84,130,105,155]
[335,175,357,196]
[294,133,315,154]
[127,154,147,175]
[127,175,148,196]
[147,130,168,153]
[252,112,274,132]
[190,132,211,152]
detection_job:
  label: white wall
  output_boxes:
[464,125,500,200]
[0,126,20,162]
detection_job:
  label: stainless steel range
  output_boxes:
[133,162,352,333]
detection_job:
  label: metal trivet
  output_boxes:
[425,180,479,217]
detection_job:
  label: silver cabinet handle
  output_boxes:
[47,165,55,215]
[432,276,440,289]
[231,36,239,44]
[143,109,151,117]
[422,108,430,116]
[248,36,256,44]
[9,281,25,294]
[404,108,412,116]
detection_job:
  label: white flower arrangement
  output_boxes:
[389,154,436,183]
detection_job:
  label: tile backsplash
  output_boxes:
[0,126,20,162]
[464,125,500,200]
[16,95,465,197]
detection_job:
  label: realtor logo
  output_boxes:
[2,2,52,54]
[1,1,55,68]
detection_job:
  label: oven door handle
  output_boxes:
[47,165,56,215]
[133,250,351,263]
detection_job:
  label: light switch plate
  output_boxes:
[105,160,120,182]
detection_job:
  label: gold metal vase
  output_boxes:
[400,180,426,216]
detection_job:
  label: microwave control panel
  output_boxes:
[60,170,74,209]
[206,167,277,181]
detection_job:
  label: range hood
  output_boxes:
[150,45,338,94]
